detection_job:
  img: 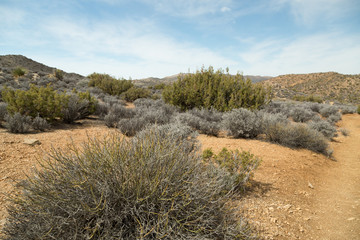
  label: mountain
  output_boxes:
[263,72,360,103]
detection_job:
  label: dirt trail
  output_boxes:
[308,114,360,239]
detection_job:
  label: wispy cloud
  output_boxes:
[240,32,360,75]
[143,0,233,17]
[39,17,236,78]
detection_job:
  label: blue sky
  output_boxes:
[1,0,360,79]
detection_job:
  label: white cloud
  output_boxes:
[240,32,360,76]
[143,0,233,17]
[221,6,231,12]
[272,0,359,25]
[40,17,236,78]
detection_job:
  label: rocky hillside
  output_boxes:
[0,55,89,93]
[263,72,360,103]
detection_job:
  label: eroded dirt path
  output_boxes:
[308,114,360,239]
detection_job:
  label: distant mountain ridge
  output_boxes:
[263,72,360,103]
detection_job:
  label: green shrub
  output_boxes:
[54,69,64,80]
[2,85,68,121]
[357,105,360,114]
[2,85,96,122]
[163,66,271,111]
[2,124,255,239]
[202,148,214,160]
[292,95,323,103]
[12,67,26,77]
[88,73,133,96]
[122,87,151,102]
[204,147,261,190]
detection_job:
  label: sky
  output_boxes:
[1,0,360,79]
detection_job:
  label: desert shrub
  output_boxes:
[222,108,261,138]
[0,102,8,122]
[94,102,110,119]
[61,94,91,123]
[289,106,316,123]
[122,87,151,102]
[32,115,50,131]
[12,67,26,77]
[358,105,360,114]
[339,128,349,136]
[320,105,339,118]
[338,105,357,114]
[88,73,133,96]
[4,112,32,133]
[1,124,255,239]
[292,95,323,103]
[54,69,64,80]
[1,84,68,121]
[310,114,322,122]
[117,117,149,136]
[257,111,289,134]
[327,112,342,124]
[308,102,322,113]
[202,148,214,160]
[104,104,136,128]
[189,107,223,123]
[163,66,271,111]
[265,122,329,154]
[204,147,261,191]
[308,120,337,139]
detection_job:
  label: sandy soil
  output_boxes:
[0,114,359,239]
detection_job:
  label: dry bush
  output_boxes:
[1,124,256,239]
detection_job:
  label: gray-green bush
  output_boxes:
[4,113,32,133]
[308,120,337,139]
[265,122,329,154]
[1,124,256,239]
[222,108,261,138]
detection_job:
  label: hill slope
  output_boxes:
[263,72,360,103]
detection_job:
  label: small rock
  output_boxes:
[269,207,274,211]
[270,217,278,223]
[283,204,292,211]
[308,182,314,189]
[23,138,41,146]
[347,217,355,221]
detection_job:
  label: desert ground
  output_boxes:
[0,113,359,239]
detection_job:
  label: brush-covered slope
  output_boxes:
[263,72,360,103]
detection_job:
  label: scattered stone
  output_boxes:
[270,217,278,223]
[308,182,314,189]
[269,207,274,211]
[23,138,41,146]
[0,176,8,181]
[283,204,292,211]
[347,217,355,221]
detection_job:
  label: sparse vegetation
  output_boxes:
[163,66,271,111]
[1,124,256,239]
